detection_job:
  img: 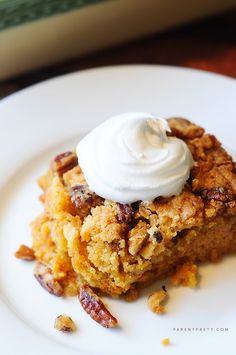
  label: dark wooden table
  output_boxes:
[0,9,235,99]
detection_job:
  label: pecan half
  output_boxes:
[70,184,103,218]
[79,285,118,328]
[54,314,76,332]
[34,262,63,296]
[15,244,35,260]
[51,151,78,176]
[199,187,232,202]
[117,203,134,223]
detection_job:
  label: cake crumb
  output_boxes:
[171,262,198,288]
[161,338,170,346]
[123,288,139,302]
[54,314,76,332]
[147,288,167,314]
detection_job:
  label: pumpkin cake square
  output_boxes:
[30,117,236,298]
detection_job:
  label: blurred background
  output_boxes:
[0,0,235,98]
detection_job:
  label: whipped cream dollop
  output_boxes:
[76,112,193,203]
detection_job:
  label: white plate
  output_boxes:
[0,65,236,355]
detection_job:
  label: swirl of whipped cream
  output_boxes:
[76,112,193,203]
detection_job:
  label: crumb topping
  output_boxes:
[171,262,198,288]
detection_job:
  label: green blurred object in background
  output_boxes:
[0,0,107,30]
[0,0,235,80]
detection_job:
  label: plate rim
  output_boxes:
[0,64,236,355]
[1,64,235,105]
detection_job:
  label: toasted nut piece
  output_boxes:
[161,338,171,346]
[199,187,232,202]
[79,285,118,328]
[51,151,78,176]
[34,262,63,296]
[147,288,167,314]
[171,262,198,288]
[128,220,148,256]
[70,184,104,218]
[15,244,35,260]
[54,314,76,332]
[117,203,134,223]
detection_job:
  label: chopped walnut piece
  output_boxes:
[51,151,78,176]
[79,285,118,328]
[15,244,35,260]
[34,262,63,296]
[128,220,148,255]
[147,288,168,314]
[54,314,76,333]
[117,203,134,223]
[161,338,171,346]
[199,187,233,202]
[171,262,198,288]
[70,184,104,218]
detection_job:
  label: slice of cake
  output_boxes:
[30,116,236,297]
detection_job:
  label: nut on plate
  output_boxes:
[15,244,35,261]
[79,284,118,328]
[54,314,76,332]
[34,262,63,296]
